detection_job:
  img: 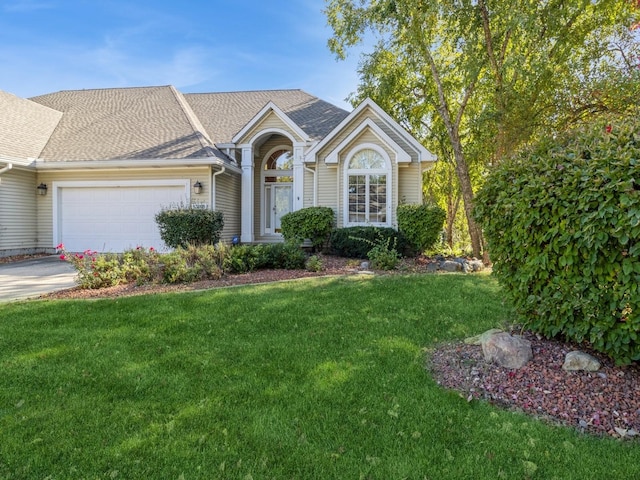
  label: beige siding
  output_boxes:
[215,171,241,242]
[303,167,315,208]
[316,164,339,225]
[398,163,423,205]
[235,111,305,145]
[35,167,210,248]
[0,167,38,255]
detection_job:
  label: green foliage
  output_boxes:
[161,244,223,284]
[474,115,640,364]
[329,226,410,259]
[366,236,400,271]
[397,203,446,253]
[305,255,323,272]
[280,207,335,251]
[222,243,307,274]
[155,205,224,248]
[60,246,160,289]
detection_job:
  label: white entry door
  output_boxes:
[265,184,292,234]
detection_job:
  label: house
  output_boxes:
[0,86,435,255]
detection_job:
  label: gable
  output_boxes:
[232,106,309,146]
[305,99,435,165]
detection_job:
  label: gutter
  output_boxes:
[210,166,225,209]
[0,162,12,184]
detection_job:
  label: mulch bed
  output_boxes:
[429,331,640,439]
[6,253,640,439]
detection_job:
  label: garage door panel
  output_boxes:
[58,184,186,252]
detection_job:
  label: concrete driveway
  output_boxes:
[0,255,77,302]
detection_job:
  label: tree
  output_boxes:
[325,0,637,258]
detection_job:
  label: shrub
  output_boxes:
[474,116,640,365]
[305,255,323,272]
[222,243,307,273]
[397,203,446,253]
[264,242,307,270]
[155,205,224,248]
[58,245,160,289]
[366,235,400,270]
[329,226,411,258]
[280,207,335,252]
[161,244,223,283]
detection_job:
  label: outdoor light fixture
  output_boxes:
[193,181,203,194]
[37,183,48,196]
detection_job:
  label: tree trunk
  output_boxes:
[450,134,483,258]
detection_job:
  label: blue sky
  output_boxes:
[0,0,366,109]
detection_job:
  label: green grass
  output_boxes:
[1,274,639,479]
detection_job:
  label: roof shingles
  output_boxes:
[25,86,349,162]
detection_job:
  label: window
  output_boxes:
[345,148,390,225]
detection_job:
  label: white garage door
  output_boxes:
[56,181,188,252]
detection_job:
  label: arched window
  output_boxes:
[264,149,293,183]
[345,147,390,225]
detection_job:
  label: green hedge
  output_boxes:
[329,226,411,259]
[397,203,446,253]
[474,116,640,365]
[280,207,335,252]
[222,243,307,274]
[155,206,224,249]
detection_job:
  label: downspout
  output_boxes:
[0,163,12,184]
[303,164,316,206]
[210,166,225,210]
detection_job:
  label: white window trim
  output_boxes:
[260,146,293,236]
[343,144,392,227]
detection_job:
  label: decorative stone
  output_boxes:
[464,328,503,345]
[440,260,462,272]
[426,262,438,273]
[467,259,484,272]
[360,261,370,270]
[562,351,601,371]
[482,332,533,369]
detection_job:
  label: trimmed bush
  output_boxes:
[222,243,307,274]
[329,226,411,259]
[280,207,335,252]
[397,203,446,253]
[155,206,224,248]
[474,116,640,364]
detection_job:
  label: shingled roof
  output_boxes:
[184,90,349,144]
[26,86,349,162]
[0,90,62,160]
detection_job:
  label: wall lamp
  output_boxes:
[193,181,203,194]
[37,183,48,196]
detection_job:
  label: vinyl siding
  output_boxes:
[0,167,38,254]
[35,167,211,249]
[215,171,241,242]
[235,111,305,145]
[398,162,423,205]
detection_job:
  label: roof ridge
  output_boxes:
[168,86,215,156]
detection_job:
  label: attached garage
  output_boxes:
[53,180,190,252]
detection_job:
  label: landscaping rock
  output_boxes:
[440,260,462,272]
[562,351,601,371]
[482,332,533,369]
[467,259,484,272]
[426,262,438,273]
[464,328,503,345]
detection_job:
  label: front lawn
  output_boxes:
[1,274,639,479]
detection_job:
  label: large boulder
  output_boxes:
[482,332,533,369]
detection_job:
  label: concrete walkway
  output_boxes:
[0,255,77,302]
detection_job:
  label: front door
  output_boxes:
[265,184,292,234]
